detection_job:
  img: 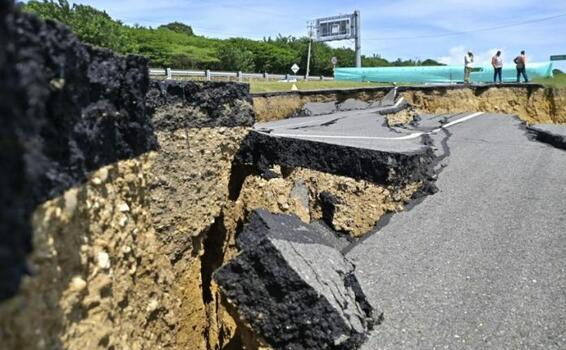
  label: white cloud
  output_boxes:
[438,46,507,65]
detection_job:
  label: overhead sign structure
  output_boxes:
[550,55,566,61]
[313,11,361,68]
[315,14,353,42]
[291,64,300,74]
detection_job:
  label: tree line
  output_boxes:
[24,0,444,76]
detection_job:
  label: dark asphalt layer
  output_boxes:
[346,114,566,349]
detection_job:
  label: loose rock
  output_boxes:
[295,102,337,117]
[337,98,369,111]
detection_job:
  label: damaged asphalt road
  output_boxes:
[253,108,483,154]
[235,101,566,349]
[237,107,439,190]
[246,109,485,192]
[347,114,566,349]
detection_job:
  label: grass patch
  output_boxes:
[249,80,390,93]
[534,74,566,88]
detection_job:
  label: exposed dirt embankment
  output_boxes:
[1,154,177,349]
[146,80,254,350]
[253,90,388,122]
[253,85,566,124]
[237,167,420,238]
[0,123,246,349]
[401,86,566,124]
[0,2,157,301]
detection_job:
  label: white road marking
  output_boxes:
[262,112,485,141]
[267,132,425,141]
[434,112,484,130]
[392,96,405,108]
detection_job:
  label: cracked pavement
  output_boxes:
[249,104,566,349]
[528,124,566,151]
[347,114,566,349]
[254,107,431,154]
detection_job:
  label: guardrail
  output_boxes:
[149,68,334,82]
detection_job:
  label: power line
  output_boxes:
[364,12,566,41]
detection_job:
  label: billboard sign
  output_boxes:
[550,55,566,61]
[315,14,355,42]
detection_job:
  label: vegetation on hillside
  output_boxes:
[24,0,445,75]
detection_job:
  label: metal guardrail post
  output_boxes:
[205,70,211,81]
[263,72,268,80]
[237,71,242,82]
[166,68,172,80]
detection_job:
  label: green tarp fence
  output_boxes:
[334,62,554,84]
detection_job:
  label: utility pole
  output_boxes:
[306,22,314,79]
[354,10,361,68]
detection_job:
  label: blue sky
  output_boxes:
[68,0,566,70]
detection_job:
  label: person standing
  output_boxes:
[492,51,503,84]
[514,50,529,83]
[464,51,474,84]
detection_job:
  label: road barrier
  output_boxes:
[335,62,554,84]
[149,68,334,82]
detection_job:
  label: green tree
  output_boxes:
[124,26,220,68]
[25,0,130,53]
[363,54,389,67]
[158,22,194,36]
[421,59,444,66]
[216,44,256,72]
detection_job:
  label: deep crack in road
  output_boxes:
[250,102,566,349]
[346,114,566,349]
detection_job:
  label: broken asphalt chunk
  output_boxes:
[214,209,378,350]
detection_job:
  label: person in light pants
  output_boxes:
[492,51,503,84]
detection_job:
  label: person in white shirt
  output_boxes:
[491,51,503,84]
[464,51,474,84]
